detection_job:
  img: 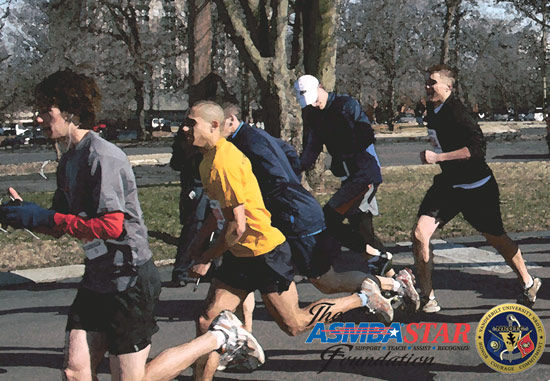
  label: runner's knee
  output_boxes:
[310,275,337,294]
[63,365,90,381]
[197,312,213,334]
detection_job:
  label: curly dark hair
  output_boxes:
[34,69,101,130]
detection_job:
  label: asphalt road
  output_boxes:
[1,232,549,380]
[0,139,548,167]
[1,139,549,194]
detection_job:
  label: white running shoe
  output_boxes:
[361,278,394,325]
[211,310,265,372]
[395,268,420,311]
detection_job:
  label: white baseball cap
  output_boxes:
[294,75,319,108]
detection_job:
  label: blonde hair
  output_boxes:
[192,101,224,125]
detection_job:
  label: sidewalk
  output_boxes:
[374,121,546,143]
[2,230,547,288]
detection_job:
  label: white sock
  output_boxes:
[358,292,369,307]
[392,279,401,292]
[211,330,226,349]
[524,277,533,289]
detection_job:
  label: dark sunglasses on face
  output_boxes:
[425,78,438,87]
[182,117,197,130]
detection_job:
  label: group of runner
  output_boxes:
[0,64,541,380]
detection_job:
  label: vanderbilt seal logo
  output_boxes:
[476,303,545,373]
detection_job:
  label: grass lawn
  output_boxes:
[1,161,548,271]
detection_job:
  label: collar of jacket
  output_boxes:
[325,92,336,109]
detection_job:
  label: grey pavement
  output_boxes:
[1,231,549,380]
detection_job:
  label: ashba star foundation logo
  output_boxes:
[476,303,545,373]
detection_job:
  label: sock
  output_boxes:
[392,279,401,292]
[211,330,226,349]
[524,277,533,289]
[358,292,369,307]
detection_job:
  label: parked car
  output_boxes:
[492,114,509,121]
[534,107,544,122]
[517,113,535,121]
[1,130,32,147]
[151,117,167,130]
[395,113,416,124]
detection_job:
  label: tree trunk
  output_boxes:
[300,0,339,191]
[302,0,338,89]
[188,0,214,105]
[440,0,461,65]
[132,75,147,140]
[387,80,395,132]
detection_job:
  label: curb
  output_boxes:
[2,230,548,288]
[0,259,176,287]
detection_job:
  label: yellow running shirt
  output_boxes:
[199,138,285,257]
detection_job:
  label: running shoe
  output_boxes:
[211,310,265,372]
[361,278,394,325]
[420,296,441,313]
[516,277,541,308]
[395,268,420,311]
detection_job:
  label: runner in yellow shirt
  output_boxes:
[183,101,393,380]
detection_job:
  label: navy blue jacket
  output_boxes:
[228,123,325,237]
[301,93,382,184]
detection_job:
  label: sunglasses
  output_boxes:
[425,78,438,88]
[182,117,197,130]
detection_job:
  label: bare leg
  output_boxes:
[311,266,395,293]
[412,215,439,299]
[240,292,255,332]
[109,345,151,381]
[144,332,220,381]
[63,330,107,381]
[262,282,363,336]
[483,233,532,286]
[311,267,368,294]
[194,279,248,381]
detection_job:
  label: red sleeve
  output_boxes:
[53,212,124,241]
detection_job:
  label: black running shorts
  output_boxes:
[66,259,161,355]
[287,230,332,278]
[417,174,505,236]
[215,243,295,294]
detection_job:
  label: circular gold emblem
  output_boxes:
[476,303,545,373]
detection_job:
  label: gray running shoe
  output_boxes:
[421,297,441,313]
[211,310,265,372]
[361,278,394,325]
[516,277,541,308]
[395,268,420,311]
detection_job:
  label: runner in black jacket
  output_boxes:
[412,64,541,313]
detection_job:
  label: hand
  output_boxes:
[1,202,55,229]
[420,150,438,164]
[190,261,211,277]
[224,220,242,247]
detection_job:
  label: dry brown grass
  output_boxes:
[1,161,548,271]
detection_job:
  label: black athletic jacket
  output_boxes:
[425,93,493,185]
